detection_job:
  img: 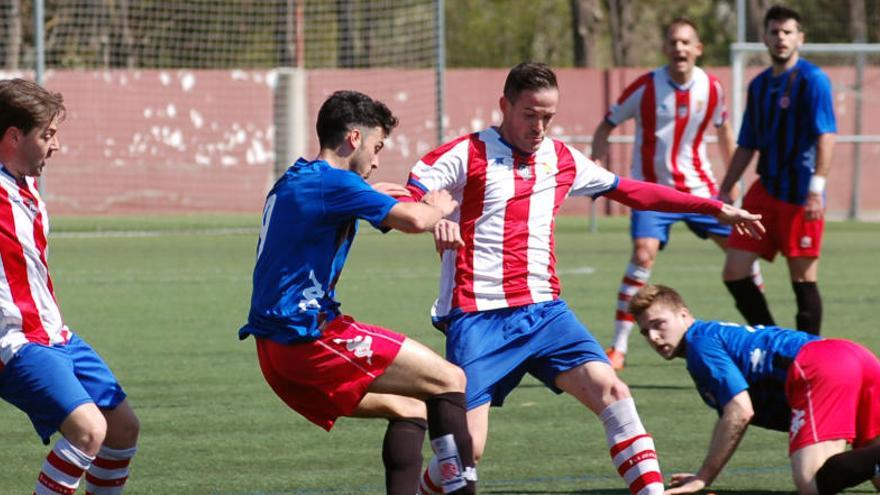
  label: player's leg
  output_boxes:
[608,210,669,370]
[790,439,847,495]
[85,400,139,494]
[556,362,663,495]
[368,337,475,494]
[0,342,106,495]
[608,237,658,369]
[354,394,428,495]
[788,256,821,335]
[57,333,139,495]
[419,404,490,495]
[808,439,880,495]
[710,233,764,291]
[723,248,775,326]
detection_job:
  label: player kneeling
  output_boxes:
[630,284,880,495]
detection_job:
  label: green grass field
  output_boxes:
[1,214,877,494]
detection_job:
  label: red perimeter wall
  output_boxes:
[23,67,880,218]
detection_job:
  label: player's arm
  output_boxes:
[717,146,755,205]
[590,120,615,167]
[381,189,458,234]
[604,178,765,239]
[805,132,835,221]
[666,390,755,494]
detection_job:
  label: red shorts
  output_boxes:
[785,339,880,454]
[728,180,824,261]
[255,315,405,431]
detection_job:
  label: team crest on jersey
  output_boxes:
[779,96,790,109]
[12,195,39,216]
[540,162,556,175]
[515,163,533,180]
[677,105,688,118]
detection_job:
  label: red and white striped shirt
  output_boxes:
[606,66,726,198]
[0,167,69,365]
[407,128,618,317]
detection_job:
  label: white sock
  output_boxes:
[750,260,765,292]
[600,398,664,495]
[35,437,93,495]
[85,445,137,494]
[612,263,651,353]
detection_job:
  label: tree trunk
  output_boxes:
[570,0,602,68]
[606,0,635,66]
[747,0,771,41]
[3,0,22,69]
[849,0,867,43]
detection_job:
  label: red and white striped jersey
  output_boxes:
[0,167,69,365]
[406,128,618,317]
[605,66,726,198]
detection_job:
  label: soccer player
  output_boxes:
[239,90,477,495]
[630,284,880,495]
[0,78,140,494]
[718,5,836,335]
[405,62,763,495]
[591,18,764,370]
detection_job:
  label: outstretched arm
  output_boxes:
[665,391,755,494]
[605,178,765,239]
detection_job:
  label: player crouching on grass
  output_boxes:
[630,284,880,495]
[239,90,477,495]
[0,78,140,494]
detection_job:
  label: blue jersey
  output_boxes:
[238,158,397,344]
[737,59,836,205]
[684,320,821,431]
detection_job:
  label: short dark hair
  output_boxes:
[315,90,398,150]
[0,78,65,139]
[503,62,558,104]
[764,5,801,31]
[628,284,687,321]
[665,17,700,41]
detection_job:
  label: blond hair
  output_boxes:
[628,284,687,320]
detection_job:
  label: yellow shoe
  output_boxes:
[605,347,626,371]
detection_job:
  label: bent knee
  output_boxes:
[437,363,466,393]
[107,410,141,447]
[66,414,108,455]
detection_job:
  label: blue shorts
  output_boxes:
[445,299,607,410]
[631,209,731,248]
[0,334,127,445]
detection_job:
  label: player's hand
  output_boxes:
[372,182,411,198]
[804,192,824,221]
[422,189,458,217]
[434,219,464,253]
[717,203,765,239]
[664,473,706,494]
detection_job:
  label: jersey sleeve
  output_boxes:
[808,69,837,135]
[322,170,398,230]
[687,335,750,413]
[711,78,728,128]
[736,79,760,149]
[605,73,650,127]
[567,145,620,198]
[405,136,470,200]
